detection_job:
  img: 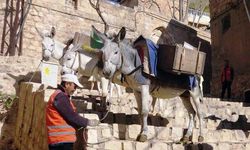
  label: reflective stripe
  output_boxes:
[49,131,75,136]
[48,125,73,129]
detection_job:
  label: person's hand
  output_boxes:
[88,119,100,127]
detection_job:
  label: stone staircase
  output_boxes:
[72,90,250,150]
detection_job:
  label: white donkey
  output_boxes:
[92,25,205,143]
[37,27,121,98]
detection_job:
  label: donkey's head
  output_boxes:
[60,45,80,75]
[36,27,57,61]
[92,25,126,79]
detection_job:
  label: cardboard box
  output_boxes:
[158,44,206,75]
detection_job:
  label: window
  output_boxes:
[221,14,231,33]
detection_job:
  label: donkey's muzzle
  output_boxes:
[103,70,111,79]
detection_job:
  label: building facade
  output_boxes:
[210,0,250,99]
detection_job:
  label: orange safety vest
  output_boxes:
[46,90,76,145]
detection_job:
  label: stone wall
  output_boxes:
[210,0,250,99]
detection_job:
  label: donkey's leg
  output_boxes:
[190,87,204,142]
[133,89,146,142]
[180,96,195,143]
[97,81,101,95]
[115,84,122,99]
[133,90,143,140]
[135,85,151,142]
[150,97,157,115]
[109,82,114,98]
[99,77,109,111]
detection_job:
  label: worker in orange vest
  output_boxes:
[221,60,234,100]
[46,74,99,150]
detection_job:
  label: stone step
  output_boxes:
[85,139,250,150]
[78,112,250,144]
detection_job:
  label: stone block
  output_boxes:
[231,144,246,150]
[171,127,183,142]
[135,142,150,150]
[173,117,186,127]
[147,125,156,139]
[217,143,231,150]
[219,129,232,142]
[246,143,250,150]
[175,109,186,118]
[86,102,93,110]
[206,119,217,130]
[128,125,141,139]
[110,105,120,113]
[234,130,246,141]
[245,108,250,115]
[156,127,171,140]
[113,124,126,140]
[86,128,98,144]
[101,124,112,138]
[203,130,216,142]
[104,141,122,150]
[151,142,170,150]
[162,106,175,118]
[122,141,135,150]
[172,144,185,150]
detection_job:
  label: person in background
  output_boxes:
[221,59,234,100]
[46,74,99,150]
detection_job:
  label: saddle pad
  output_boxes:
[134,35,158,76]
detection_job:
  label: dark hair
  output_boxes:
[61,81,66,88]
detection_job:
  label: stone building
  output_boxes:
[209,0,250,99]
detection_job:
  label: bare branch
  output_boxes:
[89,0,109,34]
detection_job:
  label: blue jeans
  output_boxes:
[49,143,73,150]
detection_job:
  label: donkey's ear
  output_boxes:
[51,27,56,38]
[35,27,44,39]
[91,25,107,42]
[113,27,126,43]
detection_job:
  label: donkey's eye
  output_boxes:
[51,44,54,46]
[114,51,118,54]
[67,58,71,60]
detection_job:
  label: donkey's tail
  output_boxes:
[197,75,204,103]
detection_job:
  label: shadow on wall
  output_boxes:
[7,71,41,96]
[155,19,212,95]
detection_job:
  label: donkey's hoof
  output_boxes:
[198,136,204,142]
[136,134,147,142]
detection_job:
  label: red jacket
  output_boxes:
[221,66,234,82]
